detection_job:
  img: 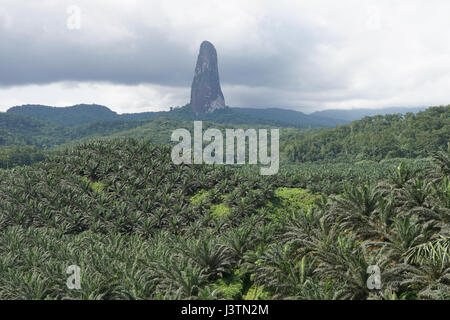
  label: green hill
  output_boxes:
[7,104,346,129]
[282,106,450,162]
[0,112,68,147]
[7,104,120,127]
[0,112,153,167]
[310,106,426,122]
[0,112,152,148]
[237,107,346,127]
[7,104,435,134]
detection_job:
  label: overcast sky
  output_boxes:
[1,0,450,113]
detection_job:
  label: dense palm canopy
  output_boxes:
[0,138,448,299]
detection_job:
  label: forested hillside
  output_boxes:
[6,104,345,129]
[310,106,426,122]
[228,107,346,127]
[0,112,149,148]
[0,105,448,299]
[7,104,120,126]
[0,113,280,168]
[282,106,449,162]
[2,105,448,168]
[0,112,153,168]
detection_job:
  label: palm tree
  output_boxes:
[253,244,317,299]
[379,217,432,264]
[150,255,207,299]
[327,183,380,240]
[386,238,449,300]
[222,225,254,267]
[179,236,232,280]
[428,143,450,181]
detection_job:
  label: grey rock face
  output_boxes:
[190,41,226,113]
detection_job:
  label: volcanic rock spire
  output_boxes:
[190,41,226,113]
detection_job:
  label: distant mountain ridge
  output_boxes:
[310,106,427,122]
[1,104,447,168]
[0,111,150,147]
[236,108,346,127]
[6,104,431,130]
[7,104,119,126]
[6,104,345,129]
[285,106,449,162]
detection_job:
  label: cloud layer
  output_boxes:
[1,0,450,113]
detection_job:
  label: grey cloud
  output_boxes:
[1,0,450,111]
[0,1,329,90]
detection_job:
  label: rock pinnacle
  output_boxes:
[190,41,226,113]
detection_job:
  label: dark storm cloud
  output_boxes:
[0,1,330,90]
[1,0,450,112]
[0,24,193,87]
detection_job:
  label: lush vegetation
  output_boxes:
[2,105,448,168]
[0,112,66,147]
[0,112,151,148]
[283,106,449,162]
[0,103,448,300]
[7,104,120,127]
[0,113,282,167]
[310,106,425,122]
[0,146,47,169]
[0,139,448,299]
[7,104,346,129]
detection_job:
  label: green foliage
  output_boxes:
[191,190,232,220]
[0,145,47,168]
[243,285,271,300]
[190,189,209,205]
[79,177,106,193]
[211,203,232,219]
[2,105,447,173]
[91,182,105,193]
[7,104,119,127]
[273,158,431,194]
[0,137,448,300]
[0,111,152,148]
[263,187,324,220]
[212,271,245,300]
[282,106,450,162]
